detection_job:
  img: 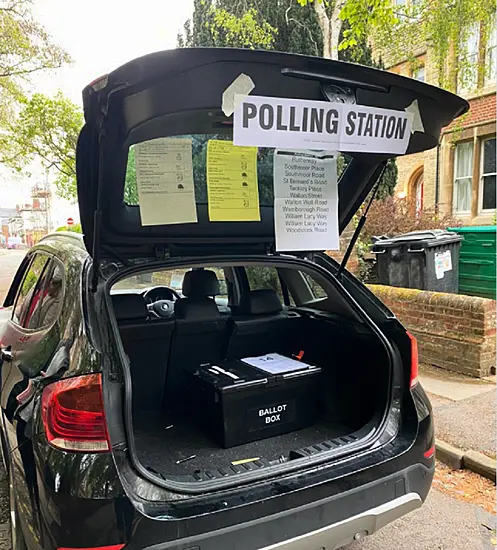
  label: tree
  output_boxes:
[190,0,397,60]
[0,0,70,135]
[178,0,324,57]
[56,223,82,233]
[124,147,138,204]
[5,92,83,202]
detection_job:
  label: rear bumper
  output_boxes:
[262,493,422,550]
[140,462,433,550]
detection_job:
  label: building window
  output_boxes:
[479,137,496,211]
[414,173,424,213]
[485,24,497,86]
[412,65,425,82]
[453,142,473,213]
[458,24,480,93]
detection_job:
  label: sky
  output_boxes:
[0,0,194,224]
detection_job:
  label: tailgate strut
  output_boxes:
[337,162,387,278]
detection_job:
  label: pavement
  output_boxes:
[420,364,497,463]
[435,390,496,459]
[350,490,495,550]
[0,249,495,549]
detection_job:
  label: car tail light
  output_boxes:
[407,331,419,388]
[42,374,110,452]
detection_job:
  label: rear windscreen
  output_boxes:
[123,134,349,207]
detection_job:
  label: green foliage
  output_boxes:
[377,160,398,199]
[0,1,70,143]
[56,224,82,233]
[177,0,216,48]
[124,147,138,205]
[245,266,286,303]
[209,8,277,49]
[178,0,323,57]
[4,91,83,202]
[338,0,396,51]
[372,0,495,91]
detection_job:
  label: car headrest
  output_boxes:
[182,269,220,297]
[175,297,222,320]
[112,294,148,322]
[239,289,283,316]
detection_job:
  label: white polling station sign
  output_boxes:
[233,95,414,155]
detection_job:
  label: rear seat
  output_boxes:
[226,289,301,359]
[165,269,227,407]
[112,294,175,410]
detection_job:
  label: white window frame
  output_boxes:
[484,22,497,86]
[453,141,474,215]
[412,65,425,82]
[457,24,480,94]
[478,137,497,213]
[393,0,421,22]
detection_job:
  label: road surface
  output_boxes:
[0,250,24,300]
[0,249,495,549]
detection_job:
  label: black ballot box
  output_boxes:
[184,354,322,448]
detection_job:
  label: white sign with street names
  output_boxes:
[273,149,338,252]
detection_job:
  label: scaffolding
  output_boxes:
[27,181,52,244]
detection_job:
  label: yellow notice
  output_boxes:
[206,140,260,222]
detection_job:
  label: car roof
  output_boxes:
[38,231,86,250]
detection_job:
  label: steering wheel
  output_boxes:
[149,300,175,319]
[143,286,181,319]
[143,286,181,303]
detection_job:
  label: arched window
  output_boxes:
[413,172,424,214]
[408,168,424,216]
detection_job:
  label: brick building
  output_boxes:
[375,23,496,225]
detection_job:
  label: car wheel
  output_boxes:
[9,470,27,550]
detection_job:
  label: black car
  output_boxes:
[0,48,467,550]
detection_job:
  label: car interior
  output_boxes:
[110,262,391,484]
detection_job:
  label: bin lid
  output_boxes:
[448,225,496,233]
[372,229,463,249]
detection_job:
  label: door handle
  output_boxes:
[0,346,12,363]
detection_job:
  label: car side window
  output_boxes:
[245,266,296,306]
[30,262,64,330]
[302,272,328,300]
[12,254,51,327]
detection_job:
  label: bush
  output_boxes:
[56,224,82,233]
[360,196,461,245]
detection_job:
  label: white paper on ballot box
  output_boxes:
[273,149,339,252]
[242,353,312,375]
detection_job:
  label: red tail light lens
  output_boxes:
[42,374,110,452]
[407,331,419,388]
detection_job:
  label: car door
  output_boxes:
[0,253,63,455]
